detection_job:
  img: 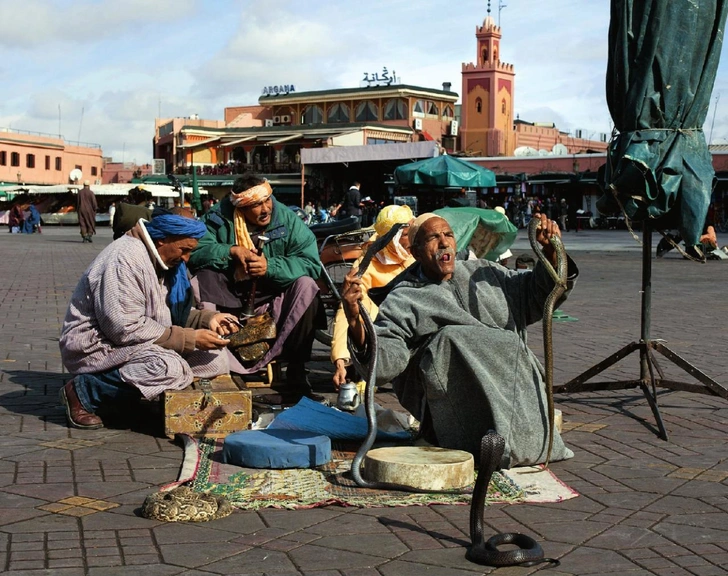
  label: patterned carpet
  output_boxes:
[172,436,578,510]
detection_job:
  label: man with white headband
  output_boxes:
[342,212,578,469]
[189,174,325,401]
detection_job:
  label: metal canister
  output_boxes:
[336,382,360,411]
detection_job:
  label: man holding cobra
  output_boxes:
[342,212,576,468]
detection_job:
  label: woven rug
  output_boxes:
[168,435,578,510]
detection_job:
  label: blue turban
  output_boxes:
[145,213,208,327]
[144,213,207,240]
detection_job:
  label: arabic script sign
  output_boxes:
[262,85,296,96]
[361,67,398,87]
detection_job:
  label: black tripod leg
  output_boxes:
[642,343,668,441]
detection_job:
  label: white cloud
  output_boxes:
[3,0,728,164]
[0,0,198,48]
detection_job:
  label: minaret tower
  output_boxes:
[460,1,516,156]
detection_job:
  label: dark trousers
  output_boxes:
[73,369,143,415]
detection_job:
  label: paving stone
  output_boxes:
[203,547,297,574]
[158,541,246,568]
[312,533,409,558]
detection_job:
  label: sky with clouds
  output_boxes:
[2,0,728,165]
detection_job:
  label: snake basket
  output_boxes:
[164,375,252,438]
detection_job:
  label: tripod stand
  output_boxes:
[553,223,728,441]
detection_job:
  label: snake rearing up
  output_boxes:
[527,216,568,467]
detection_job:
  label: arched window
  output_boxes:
[482,47,488,63]
[443,105,454,118]
[412,99,425,117]
[327,103,350,123]
[426,101,439,116]
[302,105,323,124]
[501,99,507,114]
[476,98,482,114]
[493,47,498,61]
[384,98,407,120]
[355,100,378,122]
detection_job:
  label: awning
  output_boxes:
[220,135,258,147]
[422,131,435,141]
[265,134,301,145]
[178,137,221,149]
[301,141,439,165]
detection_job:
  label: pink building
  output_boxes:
[101,160,153,184]
[0,129,103,185]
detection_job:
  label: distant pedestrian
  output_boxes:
[108,202,116,226]
[558,198,569,232]
[77,181,98,243]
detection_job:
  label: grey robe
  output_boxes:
[60,233,227,399]
[371,258,576,469]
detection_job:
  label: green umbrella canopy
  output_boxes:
[598,0,728,249]
[434,207,518,261]
[394,155,496,188]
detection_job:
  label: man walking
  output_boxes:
[77,180,98,243]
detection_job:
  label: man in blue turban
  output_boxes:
[59,209,240,430]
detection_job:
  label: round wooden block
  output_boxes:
[363,446,474,490]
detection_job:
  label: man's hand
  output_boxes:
[341,266,366,349]
[230,245,254,274]
[333,359,348,390]
[194,329,229,350]
[245,250,268,278]
[532,213,563,267]
[209,313,241,337]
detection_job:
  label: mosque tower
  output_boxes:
[460,2,516,156]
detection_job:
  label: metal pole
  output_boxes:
[300,162,305,209]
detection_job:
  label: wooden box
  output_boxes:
[164,375,252,438]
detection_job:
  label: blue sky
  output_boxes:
[2,0,728,165]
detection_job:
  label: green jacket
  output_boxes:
[188,196,321,289]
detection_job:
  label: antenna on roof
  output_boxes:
[498,0,507,27]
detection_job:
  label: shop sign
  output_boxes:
[362,67,398,87]
[262,85,296,96]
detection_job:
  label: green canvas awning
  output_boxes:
[434,207,517,261]
[394,155,496,188]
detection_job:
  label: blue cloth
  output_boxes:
[143,214,206,326]
[144,214,206,240]
[22,205,40,234]
[268,397,412,441]
[222,429,331,469]
[167,261,193,326]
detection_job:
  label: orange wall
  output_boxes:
[0,131,103,185]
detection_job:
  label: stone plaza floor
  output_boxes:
[0,226,727,575]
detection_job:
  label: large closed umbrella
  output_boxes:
[434,207,517,261]
[597,0,728,251]
[394,155,496,188]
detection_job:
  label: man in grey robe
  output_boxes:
[59,212,240,430]
[77,180,98,243]
[342,213,575,468]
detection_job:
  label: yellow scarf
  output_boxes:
[230,181,273,281]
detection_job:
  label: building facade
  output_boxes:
[459,15,608,157]
[0,129,103,186]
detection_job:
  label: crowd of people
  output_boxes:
[57,174,576,468]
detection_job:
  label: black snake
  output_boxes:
[527,217,568,467]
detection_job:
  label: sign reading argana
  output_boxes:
[262,85,296,96]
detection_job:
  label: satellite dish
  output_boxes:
[514,146,538,157]
[69,168,83,183]
[552,143,568,156]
